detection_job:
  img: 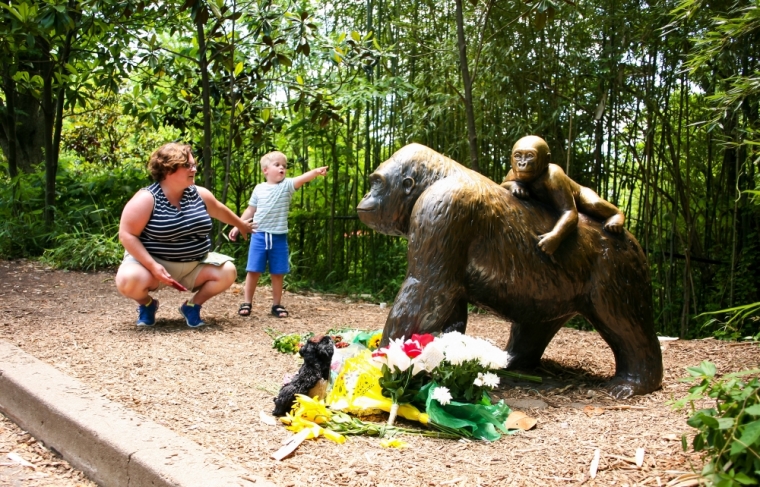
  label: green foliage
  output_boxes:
[41,226,122,271]
[564,315,594,332]
[265,328,314,354]
[430,360,495,403]
[700,302,760,342]
[0,169,48,259]
[378,363,426,405]
[672,361,760,486]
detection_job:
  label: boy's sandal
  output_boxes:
[238,303,252,316]
[271,305,289,318]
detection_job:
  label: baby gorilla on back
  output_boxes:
[501,135,626,255]
[272,335,335,417]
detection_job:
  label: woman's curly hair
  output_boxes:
[147,143,193,181]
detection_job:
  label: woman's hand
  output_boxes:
[148,261,175,286]
[229,219,256,241]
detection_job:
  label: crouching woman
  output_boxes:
[115,143,253,327]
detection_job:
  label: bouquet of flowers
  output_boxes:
[410,332,514,440]
[371,333,443,425]
[429,331,508,403]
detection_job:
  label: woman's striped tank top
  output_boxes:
[139,182,212,262]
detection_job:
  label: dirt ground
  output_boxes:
[1,259,759,487]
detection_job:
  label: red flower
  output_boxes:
[401,340,423,358]
[410,334,435,348]
[372,349,387,359]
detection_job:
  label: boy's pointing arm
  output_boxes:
[293,166,329,189]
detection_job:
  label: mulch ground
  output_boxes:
[1,258,758,486]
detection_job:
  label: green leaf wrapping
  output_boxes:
[417,382,514,442]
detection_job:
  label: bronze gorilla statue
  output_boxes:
[356,143,662,399]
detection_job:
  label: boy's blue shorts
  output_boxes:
[246,232,290,275]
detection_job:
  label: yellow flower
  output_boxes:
[281,395,346,444]
[367,332,383,350]
[292,394,333,424]
[380,438,408,449]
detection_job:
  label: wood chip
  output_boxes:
[583,405,605,416]
[589,448,600,479]
[7,452,34,468]
[439,478,464,485]
[635,447,645,467]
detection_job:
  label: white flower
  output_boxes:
[477,347,509,369]
[383,338,412,372]
[435,331,508,369]
[431,386,452,406]
[473,374,484,387]
[481,372,500,388]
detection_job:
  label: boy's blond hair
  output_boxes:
[260,151,287,170]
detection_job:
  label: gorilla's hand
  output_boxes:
[537,232,561,255]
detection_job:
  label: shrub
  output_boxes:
[672,361,760,486]
[41,226,122,271]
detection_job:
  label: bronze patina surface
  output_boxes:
[356,143,662,399]
[502,135,626,255]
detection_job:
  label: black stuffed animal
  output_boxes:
[272,335,335,416]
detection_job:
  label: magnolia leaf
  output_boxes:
[272,429,310,461]
[259,410,277,426]
[209,1,222,19]
[505,411,536,430]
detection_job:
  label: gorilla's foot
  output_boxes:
[504,353,542,372]
[605,375,662,400]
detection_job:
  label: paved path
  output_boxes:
[0,340,277,487]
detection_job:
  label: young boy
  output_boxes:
[229,151,328,317]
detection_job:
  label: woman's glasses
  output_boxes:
[182,162,198,170]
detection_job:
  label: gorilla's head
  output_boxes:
[356,144,455,236]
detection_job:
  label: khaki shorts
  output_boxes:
[121,253,205,291]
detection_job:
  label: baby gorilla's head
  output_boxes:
[510,135,551,182]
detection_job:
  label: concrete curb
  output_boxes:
[0,340,277,487]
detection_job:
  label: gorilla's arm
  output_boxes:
[500,169,529,199]
[535,165,579,255]
[381,184,472,343]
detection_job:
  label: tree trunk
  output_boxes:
[218,0,238,247]
[1,75,18,180]
[42,47,56,229]
[0,89,46,174]
[41,30,74,230]
[454,0,479,172]
[196,16,214,191]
